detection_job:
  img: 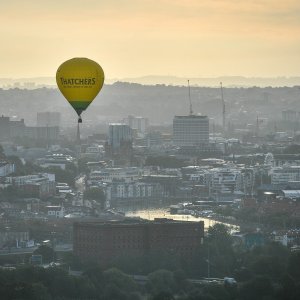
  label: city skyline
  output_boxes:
[0,0,299,79]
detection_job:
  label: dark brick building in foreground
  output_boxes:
[73,218,204,265]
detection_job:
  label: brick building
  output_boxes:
[73,218,204,265]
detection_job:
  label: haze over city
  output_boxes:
[1,1,300,300]
[0,0,299,79]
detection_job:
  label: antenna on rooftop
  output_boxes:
[188,80,193,115]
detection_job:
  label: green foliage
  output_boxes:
[287,252,300,280]
[250,255,286,280]
[1,222,300,300]
[46,166,76,187]
[103,268,137,291]
[111,250,181,275]
[238,276,274,300]
[33,245,56,263]
[206,224,235,277]
[83,187,105,207]
[0,185,20,201]
[101,268,138,299]
[147,269,175,295]
[77,157,91,174]
[84,187,105,201]
[0,144,6,160]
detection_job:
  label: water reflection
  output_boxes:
[115,201,238,230]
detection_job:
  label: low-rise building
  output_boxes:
[73,218,204,266]
[5,173,56,198]
[0,161,15,176]
[45,205,65,218]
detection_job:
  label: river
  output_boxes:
[115,201,239,231]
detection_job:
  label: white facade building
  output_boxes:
[271,166,300,184]
[0,162,15,176]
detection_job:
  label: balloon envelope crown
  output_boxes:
[56,57,105,118]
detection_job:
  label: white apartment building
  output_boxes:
[271,166,300,184]
[89,167,144,184]
[210,168,243,195]
[105,181,162,200]
[0,162,15,176]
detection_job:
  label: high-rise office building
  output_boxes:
[173,115,209,147]
[108,123,132,150]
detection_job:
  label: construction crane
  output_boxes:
[220,82,225,131]
[188,80,193,115]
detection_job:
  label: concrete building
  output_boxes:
[0,115,59,141]
[0,231,30,249]
[106,123,133,159]
[124,115,149,135]
[105,180,164,200]
[108,123,132,150]
[271,166,300,184]
[24,126,59,140]
[37,112,61,127]
[73,218,204,266]
[282,109,298,122]
[209,167,243,200]
[0,162,15,177]
[45,205,65,218]
[5,173,56,198]
[88,167,143,184]
[37,153,75,170]
[0,116,25,140]
[173,115,209,147]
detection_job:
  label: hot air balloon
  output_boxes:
[56,57,104,123]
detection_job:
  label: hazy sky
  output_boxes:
[1,0,300,78]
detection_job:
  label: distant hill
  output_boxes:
[0,75,299,88]
[0,83,299,128]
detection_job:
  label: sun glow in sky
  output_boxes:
[1,0,300,78]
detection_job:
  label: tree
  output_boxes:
[102,268,137,293]
[287,252,300,280]
[0,144,6,160]
[46,166,76,187]
[84,187,105,207]
[250,255,286,280]
[83,265,104,291]
[147,269,175,295]
[205,224,235,277]
[238,276,274,300]
[33,245,56,263]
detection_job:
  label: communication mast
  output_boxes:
[220,82,225,130]
[188,80,193,115]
